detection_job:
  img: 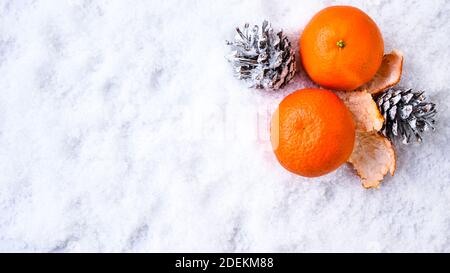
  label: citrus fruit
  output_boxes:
[300,6,384,91]
[270,88,356,177]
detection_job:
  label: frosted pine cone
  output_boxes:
[226,20,296,90]
[377,88,437,144]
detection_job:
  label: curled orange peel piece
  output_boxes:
[336,91,384,132]
[348,131,396,189]
[356,49,404,95]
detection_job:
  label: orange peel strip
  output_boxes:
[336,91,384,132]
[348,131,396,189]
[356,50,404,95]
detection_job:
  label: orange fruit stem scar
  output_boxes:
[336,40,345,48]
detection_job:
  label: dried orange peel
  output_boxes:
[348,131,396,188]
[356,50,404,95]
[336,50,403,188]
[336,91,384,132]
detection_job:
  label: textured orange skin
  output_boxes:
[270,89,356,177]
[300,6,384,91]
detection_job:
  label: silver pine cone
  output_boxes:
[226,20,296,90]
[377,88,437,144]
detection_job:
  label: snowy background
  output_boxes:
[1,0,449,252]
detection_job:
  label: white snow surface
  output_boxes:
[0,0,450,252]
